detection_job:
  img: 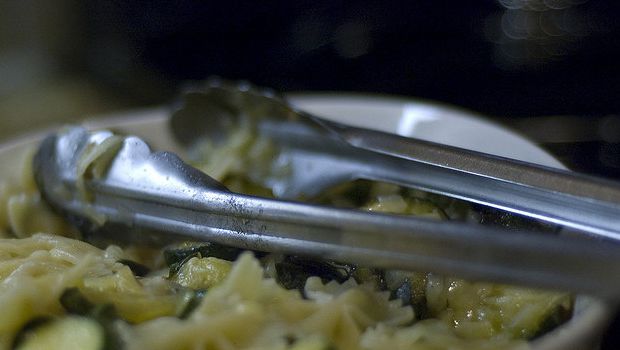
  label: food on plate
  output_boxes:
[0,115,571,349]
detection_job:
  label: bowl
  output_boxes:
[0,94,613,349]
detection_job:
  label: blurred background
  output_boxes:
[1,0,619,346]
[2,0,620,176]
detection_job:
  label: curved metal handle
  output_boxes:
[318,119,620,241]
[34,127,620,299]
[169,81,620,241]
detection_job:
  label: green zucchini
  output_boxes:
[117,259,150,277]
[60,288,118,320]
[288,336,336,350]
[13,316,105,350]
[351,266,386,290]
[275,256,354,291]
[58,288,123,349]
[530,302,573,340]
[172,256,232,289]
[393,278,412,307]
[386,271,429,320]
[177,289,207,319]
[164,242,243,277]
[11,318,50,349]
[311,179,373,208]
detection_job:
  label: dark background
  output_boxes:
[83,0,620,180]
[1,0,619,347]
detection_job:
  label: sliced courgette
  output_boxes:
[172,256,232,289]
[164,242,243,277]
[385,270,429,320]
[117,259,150,277]
[58,288,123,349]
[177,289,207,319]
[13,316,104,350]
[275,256,353,291]
[288,336,336,350]
[530,302,573,340]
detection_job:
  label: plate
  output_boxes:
[288,93,565,168]
[0,94,611,349]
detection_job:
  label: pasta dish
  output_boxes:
[0,116,572,350]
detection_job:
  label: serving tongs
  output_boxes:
[172,80,620,241]
[34,83,620,299]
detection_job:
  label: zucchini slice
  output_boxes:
[117,259,150,277]
[14,316,104,350]
[177,289,207,319]
[275,256,353,291]
[58,288,123,349]
[164,242,243,277]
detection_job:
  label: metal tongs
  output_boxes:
[171,81,620,240]
[34,81,620,299]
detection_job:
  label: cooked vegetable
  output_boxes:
[60,288,115,318]
[385,271,429,320]
[274,255,354,291]
[164,241,243,277]
[59,288,123,350]
[117,259,150,277]
[288,336,336,350]
[530,303,573,339]
[11,318,50,350]
[176,289,207,319]
[350,266,386,290]
[393,279,412,307]
[13,316,105,350]
[427,277,572,339]
[172,256,232,289]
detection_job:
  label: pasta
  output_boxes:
[0,122,572,349]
